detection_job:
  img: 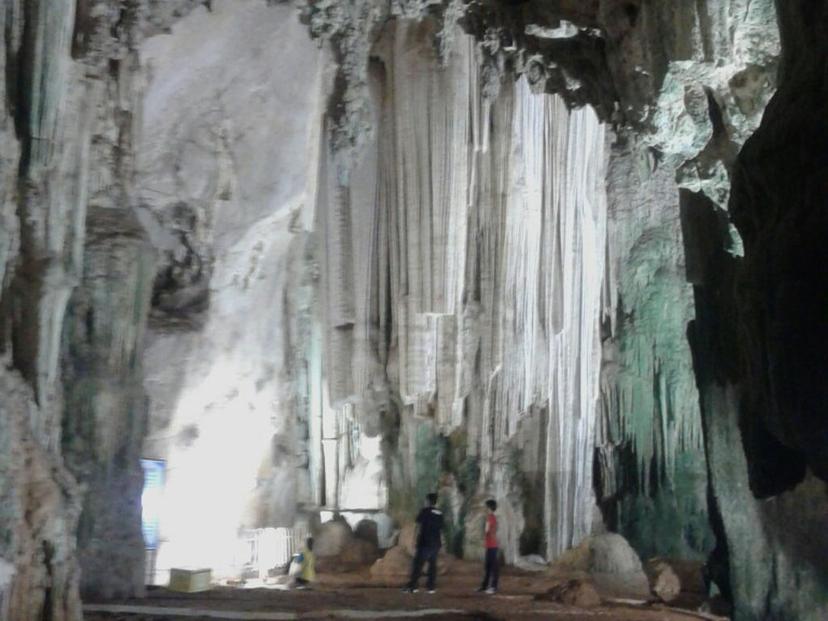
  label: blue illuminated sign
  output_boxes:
[140,459,165,550]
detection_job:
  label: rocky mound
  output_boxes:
[551,533,650,599]
[314,517,380,572]
[536,578,602,608]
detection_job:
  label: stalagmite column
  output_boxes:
[61,208,156,599]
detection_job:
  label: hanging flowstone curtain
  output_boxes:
[318,20,607,561]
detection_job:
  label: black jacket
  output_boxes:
[415,506,444,549]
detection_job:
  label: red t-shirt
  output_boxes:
[485,514,498,549]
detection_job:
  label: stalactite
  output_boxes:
[481,78,607,559]
[595,142,712,560]
[318,20,607,560]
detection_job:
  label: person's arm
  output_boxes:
[414,508,424,541]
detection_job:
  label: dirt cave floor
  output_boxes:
[83,564,727,621]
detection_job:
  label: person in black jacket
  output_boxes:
[402,493,444,593]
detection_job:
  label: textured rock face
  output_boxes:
[687,3,828,619]
[302,1,825,620]
[0,0,143,617]
[61,208,155,599]
[303,0,745,568]
[0,369,83,621]
[730,2,828,489]
[314,18,609,562]
[0,0,253,615]
[596,138,713,561]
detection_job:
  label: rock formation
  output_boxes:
[0,1,826,621]
[314,17,609,563]
[61,208,155,599]
[550,532,650,599]
[536,579,602,608]
[644,558,681,603]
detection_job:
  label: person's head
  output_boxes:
[485,499,497,513]
[306,536,314,551]
[426,493,438,507]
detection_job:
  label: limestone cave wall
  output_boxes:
[305,2,827,620]
[315,19,609,561]
[0,0,241,617]
[687,2,828,618]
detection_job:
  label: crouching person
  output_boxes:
[289,537,316,589]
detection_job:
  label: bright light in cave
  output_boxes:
[340,435,386,510]
[152,359,282,578]
[140,459,165,550]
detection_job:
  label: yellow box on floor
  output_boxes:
[168,568,212,592]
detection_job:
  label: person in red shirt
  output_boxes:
[478,499,499,594]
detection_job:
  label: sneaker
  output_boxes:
[427,589,436,594]
[401,587,418,593]
[485,587,497,594]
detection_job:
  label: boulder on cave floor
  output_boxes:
[338,538,381,567]
[354,518,379,547]
[535,578,602,608]
[396,523,417,556]
[369,545,412,582]
[662,558,706,594]
[369,545,455,584]
[314,517,381,572]
[550,533,650,599]
[644,558,681,602]
[314,517,354,557]
[645,557,706,602]
[514,554,549,572]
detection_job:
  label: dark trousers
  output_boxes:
[408,546,439,590]
[481,547,499,590]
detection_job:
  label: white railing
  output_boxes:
[237,526,310,579]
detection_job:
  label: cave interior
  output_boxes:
[0,1,826,620]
